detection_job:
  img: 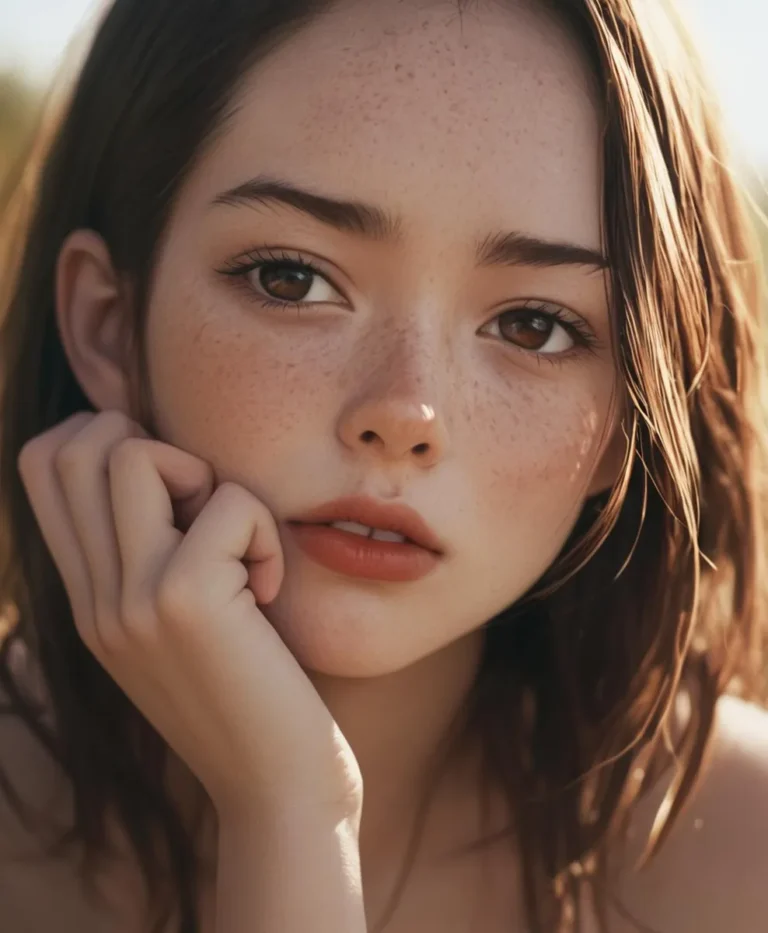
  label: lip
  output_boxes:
[289,496,445,554]
[286,496,445,583]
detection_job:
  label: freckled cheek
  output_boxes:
[470,382,604,518]
[145,298,335,469]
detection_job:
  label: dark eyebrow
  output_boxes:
[211,175,609,270]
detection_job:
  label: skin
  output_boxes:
[59,0,618,883]
[4,1,768,932]
[143,0,618,875]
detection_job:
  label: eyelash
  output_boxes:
[218,247,337,309]
[217,247,601,363]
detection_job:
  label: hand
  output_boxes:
[17,411,363,820]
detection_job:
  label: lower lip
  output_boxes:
[288,523,440,583]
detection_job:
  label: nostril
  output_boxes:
[355,431,433,457]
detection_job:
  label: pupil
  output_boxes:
[260,263,312,301]
[499,310,552,350]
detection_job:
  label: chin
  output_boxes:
[258,576,454,679]
[259,598,414,679]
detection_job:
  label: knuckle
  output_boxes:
[54,437,87,479]
[90,605,125,655]
[213,482,264,520]
[108,436,144,474]
[119,590,154,628]
[214,481,248,506]
[18,412,95,472]
[118,593,160,644]
[96,619,128,659]
[156,569,195,623]
[97,410,133,434]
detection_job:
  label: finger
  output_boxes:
[108,437,215,598]
[54,411,138,622]
[166,482,284,609]
[17,413,98,639]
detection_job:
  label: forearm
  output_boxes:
[215,807,367,933]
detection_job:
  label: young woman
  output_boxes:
[0,0,766,931]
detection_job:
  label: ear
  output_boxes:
[55,229,136,414]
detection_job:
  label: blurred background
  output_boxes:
[1,0,767,238]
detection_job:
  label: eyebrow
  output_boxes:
[211,175,609,271]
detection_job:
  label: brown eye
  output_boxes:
[255,262,317,302]
[498,309,555,350]
[218,250,344,308]
[490,308,575,354]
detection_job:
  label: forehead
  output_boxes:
[188,0,603,251]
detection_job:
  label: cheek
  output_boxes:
[474,376,606,523]
[143,287,333,475]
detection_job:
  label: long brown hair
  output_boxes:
[1,1,766,931]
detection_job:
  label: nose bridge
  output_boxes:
[336,315,452,466]
[368,317,443,396]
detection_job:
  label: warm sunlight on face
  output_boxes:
[143,0,618,677]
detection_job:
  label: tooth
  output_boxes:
[370,529,407,543]
[331,521,372,537]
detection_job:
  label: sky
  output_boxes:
[1,0,767,170]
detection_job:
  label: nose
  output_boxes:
[337,396,449,468]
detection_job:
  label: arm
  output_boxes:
[216,806,368,933]
[17,413,369,928]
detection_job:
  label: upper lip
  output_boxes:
[289,496,445,554]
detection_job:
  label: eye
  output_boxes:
[479,303,598,357]
[218,247,344,309]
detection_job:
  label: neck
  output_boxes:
[166,628,499,890]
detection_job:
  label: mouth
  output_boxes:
[286,495,445,583]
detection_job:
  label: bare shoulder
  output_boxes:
[612,694,768,933]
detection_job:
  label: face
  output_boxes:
[143,0,617,677]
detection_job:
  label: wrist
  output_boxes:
[216,796,362,842]
[214,779,364,831]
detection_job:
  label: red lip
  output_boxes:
[286,496,445,583]
[289,496,444,554]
